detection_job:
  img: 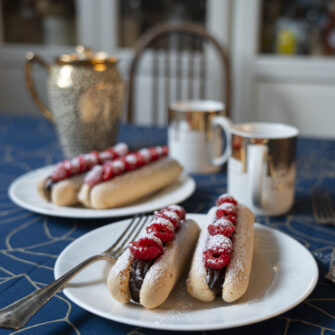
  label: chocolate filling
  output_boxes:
[206,267,226,296]
[129,258,154,302]
[45,177,54,192]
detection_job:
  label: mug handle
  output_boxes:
[25,52,54,123]
[211,116,232,166]
[247,144,268,208]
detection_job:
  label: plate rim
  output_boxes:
[8,165,196,219]
[54,214,319,331]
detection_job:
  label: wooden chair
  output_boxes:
[126,21,231,124]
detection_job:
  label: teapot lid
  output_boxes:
[56,45,117,65]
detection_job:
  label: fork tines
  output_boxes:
[106,215,150,256]
[311,187,335,226]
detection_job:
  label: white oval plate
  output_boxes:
[8,166,195,218]
[54,214,318,331]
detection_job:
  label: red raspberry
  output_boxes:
[105,147,117,159]
[162,146,169,156]
[51,163,66,182]
[208,218,235,238]
[148,147,159,160]
[146,222,175,243]
[216,203,237,223]
[203,235,233,269]
[134,152,144,167]
[78,155,86,172]
[85,165,103,186]
[155,211,180,230]
[216,194,238,206]
[163,205,186,220]
[139,148,151,163]
[63,160,72,177]
[124,154,138,170]
[203,250,231,269]
[91,150,101,164]
[129,236,163,261]
[102,162,114,181]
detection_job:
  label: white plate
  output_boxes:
[8,166,195,218]
[54,214,318,331]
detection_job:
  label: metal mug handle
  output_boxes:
[211,116,232,166]
[25,52,53,122]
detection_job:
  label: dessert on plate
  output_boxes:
[187,194,254,302]
[107,205,200,309]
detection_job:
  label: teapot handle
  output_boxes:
[25,52,54,123]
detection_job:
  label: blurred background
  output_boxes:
[0,0,334,137]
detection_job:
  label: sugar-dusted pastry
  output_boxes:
[37,143,128,206]
[107,205,200,309]
[187,194,254,302]
[78,146,183,209]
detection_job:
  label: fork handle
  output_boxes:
[0,254,108,330]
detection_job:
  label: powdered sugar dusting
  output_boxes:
[140,233,163,247]
[160,210,179,222]
[217,202,237,213]
[206,234,233,252]
[211,218,234,228]
[151,217,175,232]
[85,165,103,186]
[139,148,151,162]
[114,142,128,156]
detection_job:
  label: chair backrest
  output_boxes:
[127,21,231,124]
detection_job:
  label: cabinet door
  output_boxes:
[233,0,335,137]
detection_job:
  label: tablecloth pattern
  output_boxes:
[0,115,334,335]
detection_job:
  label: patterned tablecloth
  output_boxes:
[0,115,334,335]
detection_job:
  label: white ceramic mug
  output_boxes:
[168,100,231,174]
[226,122,299,216]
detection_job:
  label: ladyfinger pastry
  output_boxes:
[187,194,254,303]
[107,205,200,309]
[78,146,183,209]
[37,143,128,206]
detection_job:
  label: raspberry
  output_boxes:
[91,150,101,164]
[85,165,103,186]
[203,235,233,269]
[149,147,160,160]
[102,162,114,181]
[139,148,151,163]
[134,152,144,167]
[162,146,169,155]
[78,155,86,172]
[146,222,175,243]
[155,210,180,229]
[216,194,238,206]
[129,236,163,261]
[203,250,231,269]
[105,148,117,159]
[208,218,235,237]
[164,205,186,220]
[124,154,138,170]
[216,203,237,223]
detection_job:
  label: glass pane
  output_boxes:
[118,0,207,48]
[260,0,335,56]
[1,0,77,45]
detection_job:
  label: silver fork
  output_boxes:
[311,187,335,226]
[0,215,150,330]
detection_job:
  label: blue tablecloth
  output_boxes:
[0,115,334,335]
